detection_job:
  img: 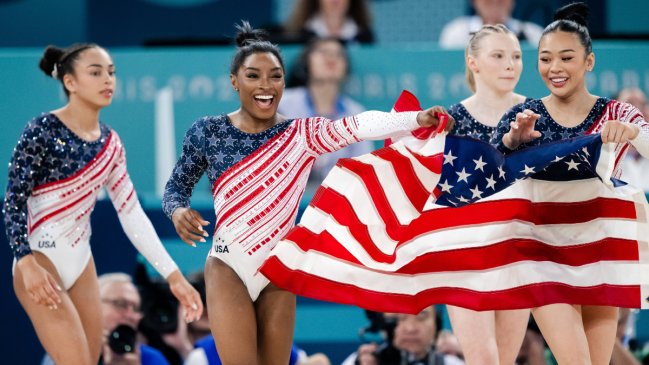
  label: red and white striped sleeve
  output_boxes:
[616,101,649,158]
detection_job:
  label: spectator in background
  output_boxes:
[44,273,171,365]
[615,87,649,191]
[280,37,374,186]
[439,0,543,48]
[282,0,374,44]
[135,264,197,365]
[98,273,171,365]
[616,88,649,117]
[342,307,465,365]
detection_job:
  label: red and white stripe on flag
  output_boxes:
[260,91,649,314]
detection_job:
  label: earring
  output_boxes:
[234,88,239,92]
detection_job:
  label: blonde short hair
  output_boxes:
[465,24,517,92]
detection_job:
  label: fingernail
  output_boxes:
[57,285,62,291]
[197,225,203,231]
[203,232,208,237]
[191,243,197,247]
[200,238,206,243]
[192,303,198,310]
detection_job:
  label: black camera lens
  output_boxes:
[141,301,178,334]
[108,324,137,354]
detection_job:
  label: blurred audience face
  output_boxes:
[100,280,143,332]
[392,306,437,359]
[469,32,522,93]
[617,88,649,116]
[309,39,348,83]
[473,0,514,24]
[320,0,350,18]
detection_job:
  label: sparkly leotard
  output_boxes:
[163,111,420,300]
[4,113,178,289]
[448,103,496,143]
[491,98,649,178]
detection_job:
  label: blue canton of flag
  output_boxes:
[434,134,609,207]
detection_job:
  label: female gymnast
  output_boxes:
[491,3,649,363]
[4,43,203,365]
[445,23,531,365]
[162,21,452,365]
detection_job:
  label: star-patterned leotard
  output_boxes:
[163,111,422,300]
[491,98,649,179]
[4,113,178,289]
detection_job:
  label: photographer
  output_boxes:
[135,265,195,365]
[40,272,169,365]
[99,273,170,365]
[343,306,464,365]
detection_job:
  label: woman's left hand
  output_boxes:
[601,120,639,143]
[167,270,204,323]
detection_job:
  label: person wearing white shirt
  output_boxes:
[439,0,543,48]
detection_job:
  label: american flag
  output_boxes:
[260,91,649,314]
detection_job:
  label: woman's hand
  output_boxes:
[167,270,204,323]
[503,109,542,149]
[171,207,210,247]
[601,120,639,143]
[16,254,62,309]
[417,106,456,132]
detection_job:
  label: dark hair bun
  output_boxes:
[234,20,269,47]
[554,2,589,26]
[39,45,65,78]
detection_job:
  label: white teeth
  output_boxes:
[255,95,273,100]
[551,78,567,82]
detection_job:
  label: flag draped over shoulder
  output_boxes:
[260,91,649,314]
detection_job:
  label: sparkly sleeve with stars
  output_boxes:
[355,111,421,140]
[3,117,50,260]
[106,137,178,279]
[162,117,209,219]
